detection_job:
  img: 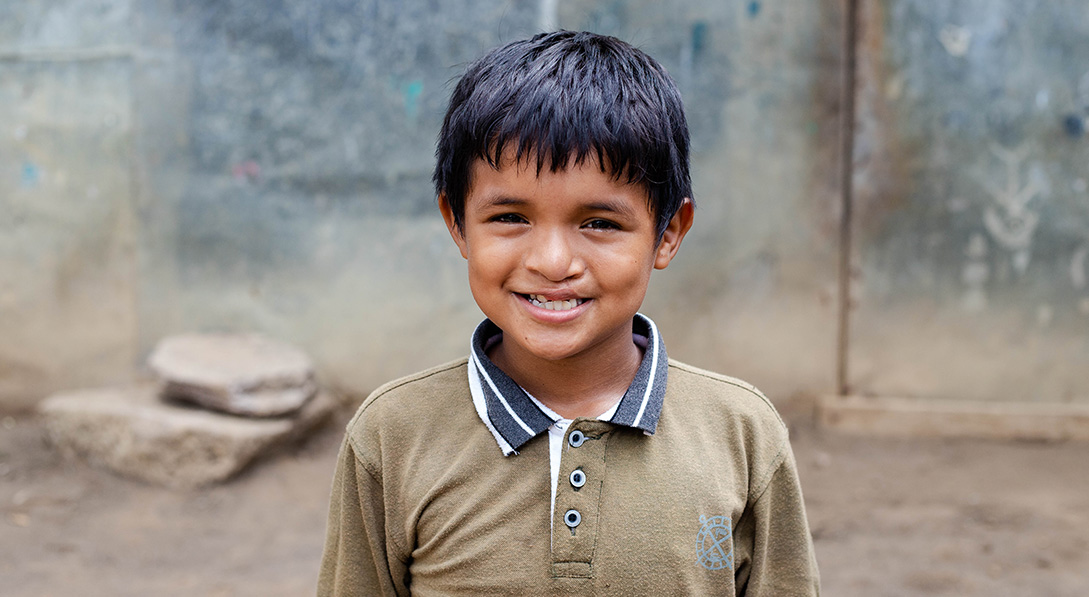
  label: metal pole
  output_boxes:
[837,0,860,396]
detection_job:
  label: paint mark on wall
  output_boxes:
[747,1,761,18]
[691,21,709,57]
[21,162,40,188]
[231,160,261,183]
[977,144,1046,276]
[678,21,710,92]
[402,80,424,123]
[1063,114,1086,138]
[939,25,971,57]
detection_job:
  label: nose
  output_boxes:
[524,227,584,282]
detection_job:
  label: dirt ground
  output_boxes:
[2,405,1088,596]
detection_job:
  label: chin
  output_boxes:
[516,335,588,362]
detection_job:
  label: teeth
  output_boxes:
[528,294,585,311]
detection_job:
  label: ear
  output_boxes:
[654,198,694,270]
[438,194,469,259]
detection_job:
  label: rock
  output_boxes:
[147,334,316,417]
[39,385,335,488]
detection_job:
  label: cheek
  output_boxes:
[466,243,516,281]
[594,249,655,287]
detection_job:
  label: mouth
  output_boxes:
[522,293,588,312]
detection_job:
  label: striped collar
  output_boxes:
[467,313,669,456]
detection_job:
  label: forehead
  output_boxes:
[465,149,650,206]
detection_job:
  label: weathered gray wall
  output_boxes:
[16,1,1087,411]
[1,3,139,406]
[1,0,846,411]
[850,0,1089,403]
[72,0,1089,414]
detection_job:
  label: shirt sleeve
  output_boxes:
[317,436,410,596]
[734,444,821,596]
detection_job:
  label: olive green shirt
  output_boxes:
[319,355,819,595]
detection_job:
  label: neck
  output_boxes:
[490,331,642,420]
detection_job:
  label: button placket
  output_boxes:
[552,422,609,576]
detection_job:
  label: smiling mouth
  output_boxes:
[524,294,587,312]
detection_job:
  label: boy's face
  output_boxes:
[440,150,692,368]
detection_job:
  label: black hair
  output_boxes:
[433,30,692,239]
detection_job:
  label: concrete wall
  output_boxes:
[29,1,1089,411]
[1,0,846,411]
[849,0,1089,403]
[1,2,139,406]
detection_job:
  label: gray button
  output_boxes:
[564,509,581,529]
[568,429,586,447]
[569,469,586,488]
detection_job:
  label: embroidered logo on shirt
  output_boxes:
[696,515,733,570]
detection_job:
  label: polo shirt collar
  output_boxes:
[467,313,668,456]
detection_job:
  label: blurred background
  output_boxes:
[2,0,1089,595]
[0,0,839,410]
[3,0,1089,411]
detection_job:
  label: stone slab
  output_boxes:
[39,384,335,488]
[147,334,316,417]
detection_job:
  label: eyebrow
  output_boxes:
[582,198,639,219]
[478,195,639,218]
[479,196,527,208]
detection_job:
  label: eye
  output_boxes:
[490,213,527,224]
[584,218,620,230]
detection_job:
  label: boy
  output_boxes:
[319,31,819,595]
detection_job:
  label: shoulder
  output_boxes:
[665,359,785,429]
[343,358,473,461]
[350,358,469,422]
